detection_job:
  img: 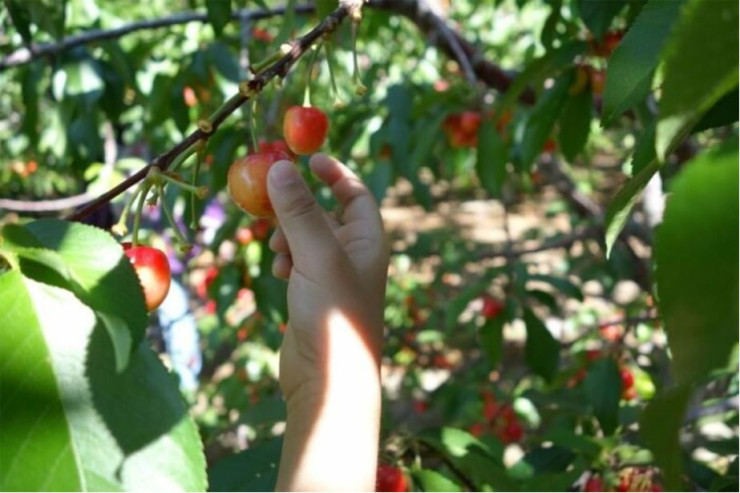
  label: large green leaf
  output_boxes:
[576,0,627,39]
[656,0,739,158]
[413,469,462,493]
[603,159,660,257]
[1,220,148,372]
[206,0,232,37]
[639,384,691,492]
[583,358,621,435]
[479,316,504,368]
[476,120,508,198]
[557,84,592,162]
[519,72,572,170]
[524,308,560,382]
[26,0,66,39]
[602,0,686,124]
[0,273,206,491]
[654,141,739,384]
[208,439,282,491]
[496,41,587,116]
[419,428,516,491]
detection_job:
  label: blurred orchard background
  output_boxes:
[0,0,737,491]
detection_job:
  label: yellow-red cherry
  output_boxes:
[122,242,171,312]
[227,151,293,217]
[283,105,329,155]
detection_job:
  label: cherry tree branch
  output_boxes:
[65,1,356,221]
[0,4,315,71]
[366,0,536,104]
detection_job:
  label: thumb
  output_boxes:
[267,160,343,278]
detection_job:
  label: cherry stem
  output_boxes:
[351,21,367,95]
[303,43,322,107]
[249,99,259,152]
[191,143,206,228]
[158,171,208,197]
[157,183,189,247]
[131,182,152,248]
[324,42,343,108]
[168,142,199,173]
[112,184,142,236]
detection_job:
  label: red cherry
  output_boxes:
[584,476,604,492]
[283,105,329,155]
[412,399,428,414]
[375,464,407,492]
[236,326,249,341]
[258,139,296,160]
[502,420,524,443]
[542,138,557,153]
[500,405,516,424]
[468,422,485,438]
[620,368,635,390]
[236,227,254,245]
[484,400,499,421]
[123,243,171,312]
[459,111,481,133]
[622,386,637,401]
[251,218,273,241]
[481,295,504,319]
[586,350,602,363]
[227,151,293,217]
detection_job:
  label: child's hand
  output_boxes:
[267,154,388,491]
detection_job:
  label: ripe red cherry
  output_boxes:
[375,464,407,492]
[258,139,295,160]
[584,476,604,492]
[122,243,171,312]
[481,295,504,319]
[459,111,481,133]
[502,420,524,443]
[283,105,329,155]
[236,227,254,245]
[227,151,292,217]
[620,368,635,389]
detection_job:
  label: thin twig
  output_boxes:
[65,1,354,222]
[421,0,477,86]
[0,4,315,71]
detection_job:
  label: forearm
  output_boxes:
[276,375,381,491]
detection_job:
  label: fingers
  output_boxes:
[267,160,345,279]
[272,253,293,280]
[269,227,289,254]
[309,154,383,231]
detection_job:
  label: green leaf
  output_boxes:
[497,41,587,116]
[316,0,339,20]
[527,273,584,302]
[576,0,627,38]
[524,308,560,382]
[206,0,232,36]
[520,72,572,170]
[208,438,282,491]
[630,120,656,176]
[654,141,739,384]
[479,316,504,368]
[640,384,691,492]
[413,469,462,492]
[4,0,32,48]
[418,428,516,491]
[656,0,739,158]
[476,120,508,198]
[583,358,621,435]
[692,87,739,133]
[557,85,592,162]
[602,0,686,124]
[0,273,206,491]
[26,0,66,39]
[603,159,660,257]
[1,220,148,372]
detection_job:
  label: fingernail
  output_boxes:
[269,161,298,188]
